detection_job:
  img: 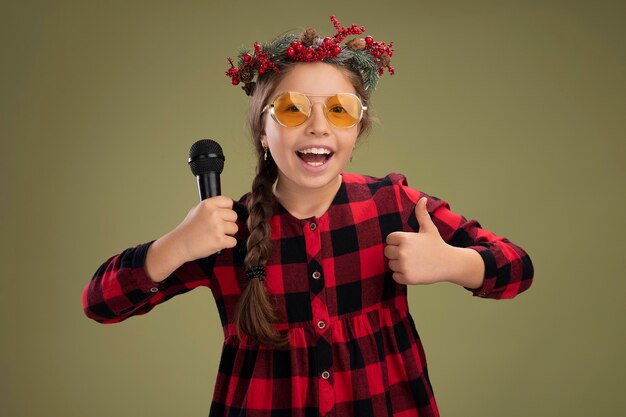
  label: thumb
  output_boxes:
[415,197,437,234]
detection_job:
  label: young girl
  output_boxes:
[83,16,533,417]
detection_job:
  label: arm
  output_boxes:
[81,240,214,323]
[82,196,240,323]
[426,195,534,299]
[386,174,534,299]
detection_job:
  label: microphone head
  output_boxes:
[188,139,225,176]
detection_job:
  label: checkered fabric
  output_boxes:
[83,173,534,417]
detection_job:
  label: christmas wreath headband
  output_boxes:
[226,15,395,96]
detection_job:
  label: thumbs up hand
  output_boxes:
[384,197,460,286]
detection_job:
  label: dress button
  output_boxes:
[312,271,321,280]
[317,320,326,329]
[321,371,330,380]
[149,287,159,293]
[309,222,317,231]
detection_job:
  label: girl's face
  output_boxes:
[261,62,360,197]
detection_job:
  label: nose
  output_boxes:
[306,102,330,136]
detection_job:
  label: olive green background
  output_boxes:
[2,1,625,416]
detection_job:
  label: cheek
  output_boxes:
[265,127,297,159]
[338,130,359,149]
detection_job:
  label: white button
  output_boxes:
[310,222,317,231]
[317,320,326,329]
[312,271,321,280]
[149,287,159,293]
[321,371,330,379]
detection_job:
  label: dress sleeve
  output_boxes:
[81,241,214,323]
[390,173,534,299]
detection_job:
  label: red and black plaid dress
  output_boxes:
[83,173,533,417]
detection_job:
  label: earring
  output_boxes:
[263,146,268,161]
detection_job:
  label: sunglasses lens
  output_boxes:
[273,92,310,127]
[326,94,362,127]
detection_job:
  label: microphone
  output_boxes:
[188,139,225,201]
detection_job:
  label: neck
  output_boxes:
[274,175,342,219]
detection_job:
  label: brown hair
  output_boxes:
[234,62,373,349]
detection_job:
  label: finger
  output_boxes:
[392,271,407,284]
[387,259,401,272]
[212,196,234,208]
[219,208,238,222]
[222,222,239,236]
[384,245,399,260]
[386,231,403,246]
[415,197,437,234]
[222,236,238,249]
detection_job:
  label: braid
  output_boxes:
[234,152,290,349]
[244,158,275,265]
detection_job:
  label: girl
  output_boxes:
[83,16,533,417]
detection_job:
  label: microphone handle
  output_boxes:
[196,172,222,255]
[197,172,221,200]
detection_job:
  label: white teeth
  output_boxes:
[298,147,331,155]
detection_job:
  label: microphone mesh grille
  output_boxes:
[189,139,223,159]
[188,139,225,176]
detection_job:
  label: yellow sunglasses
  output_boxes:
[263,92,367,128]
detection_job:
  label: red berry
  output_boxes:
[287,47,295,57]
[333,45,341,55]
[243,53,252,62]
[232,78,239,85]
[295,43,304,52]
[365,36,373,45]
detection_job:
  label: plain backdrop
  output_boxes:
[1,1,625,416]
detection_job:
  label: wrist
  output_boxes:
[446,247,485,289]
[162,229,192,264]
[145,232,187,283]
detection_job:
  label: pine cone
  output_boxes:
[347,38,366,51]
[242,82,256,96]
[239,67,254,83]
[301,28,317,47]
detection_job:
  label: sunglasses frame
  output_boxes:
[263,92,367,129]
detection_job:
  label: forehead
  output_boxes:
[273,62,356,96]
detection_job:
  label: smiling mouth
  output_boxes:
[296,147,334,166]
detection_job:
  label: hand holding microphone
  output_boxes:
[145,139,237,282]
[177,139,238,261]
[171,194,238,262]
[178,139,238,259]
